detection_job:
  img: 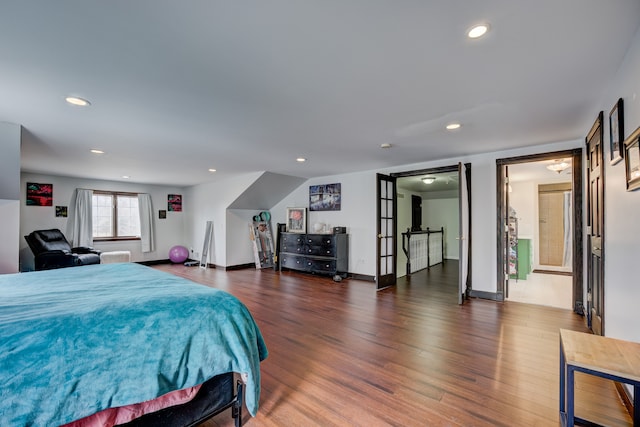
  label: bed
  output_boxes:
[0,262,268,426]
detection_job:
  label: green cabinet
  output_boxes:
[510,238,531,280]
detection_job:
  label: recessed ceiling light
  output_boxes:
[468,24,489,39]
[90,149,105,154]
[65,96,91,106]
[208,168,217,172]
[296,157,306,162]
[380,143,392,149]
[121,175,130,179]
[446,123,461,130]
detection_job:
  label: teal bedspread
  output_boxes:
[0,263,267,426]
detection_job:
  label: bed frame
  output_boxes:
[119,372,244,427]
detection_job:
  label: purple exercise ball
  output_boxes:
[169,245,189,263]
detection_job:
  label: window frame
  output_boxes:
[92,190,142,242]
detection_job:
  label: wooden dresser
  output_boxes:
[279,232,348,280]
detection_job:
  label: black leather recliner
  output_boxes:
[25,229,102,271]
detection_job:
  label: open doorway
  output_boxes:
[381,164,470,303]
[496,149,583,313]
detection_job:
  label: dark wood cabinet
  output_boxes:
[279,232,348,280]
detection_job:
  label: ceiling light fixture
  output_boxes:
[208,168,217,172]
[296,157,306,162]
[65,96,91,106]
[546,160,570,174]
[422,177,436,184]
[121,175,130,179]
[446,123,461,130]
[90,149,104,154]
[380,143,392,149]
[468,24,489,39]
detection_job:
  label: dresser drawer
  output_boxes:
[307,259,337,273]
[281,242,305,253]
[281,233,305,253]
[282,233,304,245]
[305,245,336,257]
[280,254,308,270]
[305,235,336,247]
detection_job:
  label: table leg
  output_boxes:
[560,340,566,414]
[634,384,639,425]
[567,366,575,427]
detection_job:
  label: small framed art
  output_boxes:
[609,98,624,165]
[624,126,640,191]
[286,207,307,233]
[26,182,53,206]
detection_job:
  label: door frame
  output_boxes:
[390,163,472,295]
[496,148,584,313]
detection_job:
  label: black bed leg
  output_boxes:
[233,381,244,427]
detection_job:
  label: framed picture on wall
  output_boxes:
[26,182,53,206]
[309,183,341,211]
[609,98,624,165]
[624,126,640,191]
[168,194,182,212]
[286,207,307,233]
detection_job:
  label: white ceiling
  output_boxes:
[3,1,640,187]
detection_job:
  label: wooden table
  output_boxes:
[559,329,640,426]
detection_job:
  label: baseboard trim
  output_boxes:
[469,289,503,301]
[217,263,255,271]
[137,259,171,266]
[350,273,375,282]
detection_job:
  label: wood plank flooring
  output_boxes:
[152,261,632,426]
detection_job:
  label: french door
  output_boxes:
[376,173,396,290]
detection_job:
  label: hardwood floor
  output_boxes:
[153,261,632,426]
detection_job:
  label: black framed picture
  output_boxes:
[609,98,624,165]
[624,126,640,191]
[309,183,341,211]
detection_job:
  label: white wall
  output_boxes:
[422,197,459,260]
[184,172,262,268]
[20,173,186,270]
[227,209,261,267]
[0,122,21,273]
[270,140,582,286]
[600,25,640,343]
[271,171,377,277]
[509,181,536,240]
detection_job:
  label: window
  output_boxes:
[92,191,141,240]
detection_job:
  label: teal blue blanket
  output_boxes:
[0,263,267,426]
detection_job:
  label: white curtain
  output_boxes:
[69,189,93,247]
[562,191,572,267]
[138,193,155,253]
